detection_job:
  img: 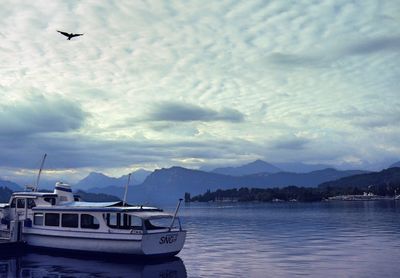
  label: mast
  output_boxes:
[35,153,47,191]
[169,198,183,231]
[123,173,131,206]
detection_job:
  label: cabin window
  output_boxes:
[27,199,36,209]
[144,218,171,230]
[104,213,119,229]
[103,213,142,230]
[105,213,118,228]
[59,196,68,202]
[130,216,143,230]
[34,213,44,226]
[44,197,56,205]
[81,214,99,229]
[17,199,25,209]
[62,214,78,228]
[45,213,60,227]
[10,199,16,208]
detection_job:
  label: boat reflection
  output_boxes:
[0,250,187,278]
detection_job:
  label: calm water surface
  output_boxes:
[1,201,400,277]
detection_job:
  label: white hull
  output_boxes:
[2,182,187,257]
[23,228,186,256]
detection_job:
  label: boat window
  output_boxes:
[44,197,56,205]
[104,213,118,228]
[144,218,171,230]
[103,213,142,230]
[130,216,142,230]
[10,198,16,208]
[17,199,25,209]
[62,214,78,228]
[45,213,60,227]
[59,196,68,202]
[81,214,99,229]
[27,199,36,209]
[34,213,44,226]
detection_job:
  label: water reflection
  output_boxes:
[0,250,187,278]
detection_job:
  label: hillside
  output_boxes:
[0,187,13,203]
[75,169,151,190]
[75,190,121,202]
[389,161,400,168]
[246,168,368,187]
[319,167,400,189]
[212,160,281,176]
[97,166,367,204]
[0,178,22,191]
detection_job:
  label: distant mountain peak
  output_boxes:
[75,169,152,190]
[212,159,281,176]
[389,161,400,168]
[87,172,109,178]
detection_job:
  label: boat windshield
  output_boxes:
[103,213,142,230]
[143,217,171,230]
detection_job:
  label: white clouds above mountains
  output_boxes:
[0,0,399,180]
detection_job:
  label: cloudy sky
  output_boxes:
[0,0,399,181]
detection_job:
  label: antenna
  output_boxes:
[123,173,131,206]
[35,153,47,192]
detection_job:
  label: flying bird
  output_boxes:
[57,30,84,40]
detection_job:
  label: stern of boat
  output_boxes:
[141,230,186,256]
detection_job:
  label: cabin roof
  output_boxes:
[11,192,57,198]
[128,211,173,219]
[63,201,124,207]
[32,201,163,213]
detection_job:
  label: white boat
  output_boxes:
[0,182,186,257]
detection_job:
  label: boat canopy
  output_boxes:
[127,211,173,220]
[63,201,124,207]
[11,192,57,198]
[32,201,163,213]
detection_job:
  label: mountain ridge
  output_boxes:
[91,166,369,204]
[389,161,400,168]
[75,169,151,190]
[319,167,400,189]
[212,159,282,176]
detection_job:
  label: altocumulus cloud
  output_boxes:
[0,95,86,136]
[145,102,245,123]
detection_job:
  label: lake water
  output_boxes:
[1,201,400,277]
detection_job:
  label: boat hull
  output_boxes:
[23,229,186,257]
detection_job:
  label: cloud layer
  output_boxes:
[145,102,244,123]
[0,0,399,179]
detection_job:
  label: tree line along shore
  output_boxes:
[186,184,400,203]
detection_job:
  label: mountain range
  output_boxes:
[1,159,400,204]
[389,161,400,168]
[212,159,282,176]
[0,178,22,191]
[89,166,368,204]
[74,169,151,190]
[319,167,400,189]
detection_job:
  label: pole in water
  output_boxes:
[169,198,183,231]
[35,153,47,192]
[123,173,131,206]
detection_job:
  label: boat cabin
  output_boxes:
[0,182,182,234]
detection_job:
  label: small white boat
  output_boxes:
[0,182,186,257]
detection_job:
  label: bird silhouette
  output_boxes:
[57,30,84,40]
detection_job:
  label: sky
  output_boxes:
[0,0,399,182]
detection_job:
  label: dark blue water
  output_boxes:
[1,201,400,277]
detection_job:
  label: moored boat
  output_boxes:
[0,182,186,257]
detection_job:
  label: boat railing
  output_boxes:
[0,229,10,240]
